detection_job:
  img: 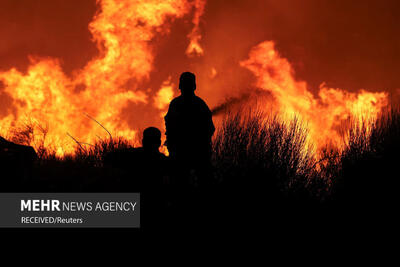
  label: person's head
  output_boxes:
[179,72,196,96]
[142,127,161,152]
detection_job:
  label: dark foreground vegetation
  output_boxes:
[1,107,399,234]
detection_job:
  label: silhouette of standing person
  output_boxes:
[164,72,215,186]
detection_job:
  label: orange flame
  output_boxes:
[0,0,195,156]
[0,0,390,156]
[155,78,174,111]
[186,0,206,56]
[240,41,388,149]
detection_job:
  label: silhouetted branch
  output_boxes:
[84,113,113,140]
[66,132,85,152]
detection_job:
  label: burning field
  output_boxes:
[0,0,397,156]
[1,1,400,234]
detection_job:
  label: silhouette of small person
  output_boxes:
[164,72,215,185]
[133,127,168,189]
[104,127,169,228]
[104,127,167,190]
[133,127,170,228]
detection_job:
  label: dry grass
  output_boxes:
[3,106,400,209]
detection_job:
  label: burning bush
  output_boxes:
[332,107,400,211]
[212,109,321,205]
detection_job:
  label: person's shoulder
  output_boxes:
[193,95,204,102]
[170,96,183,105]
[194,95,211,110]
[194,95,208,105]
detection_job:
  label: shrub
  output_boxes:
[212,109,318,204]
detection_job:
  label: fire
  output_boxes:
[0,0,200,156]
[240,41,388,149]
[186,0,206,56]
[154,78,174,111]
[0,0,390,156]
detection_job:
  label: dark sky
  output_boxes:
[1,0,399,96]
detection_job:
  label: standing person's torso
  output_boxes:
[165,95,214,151]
